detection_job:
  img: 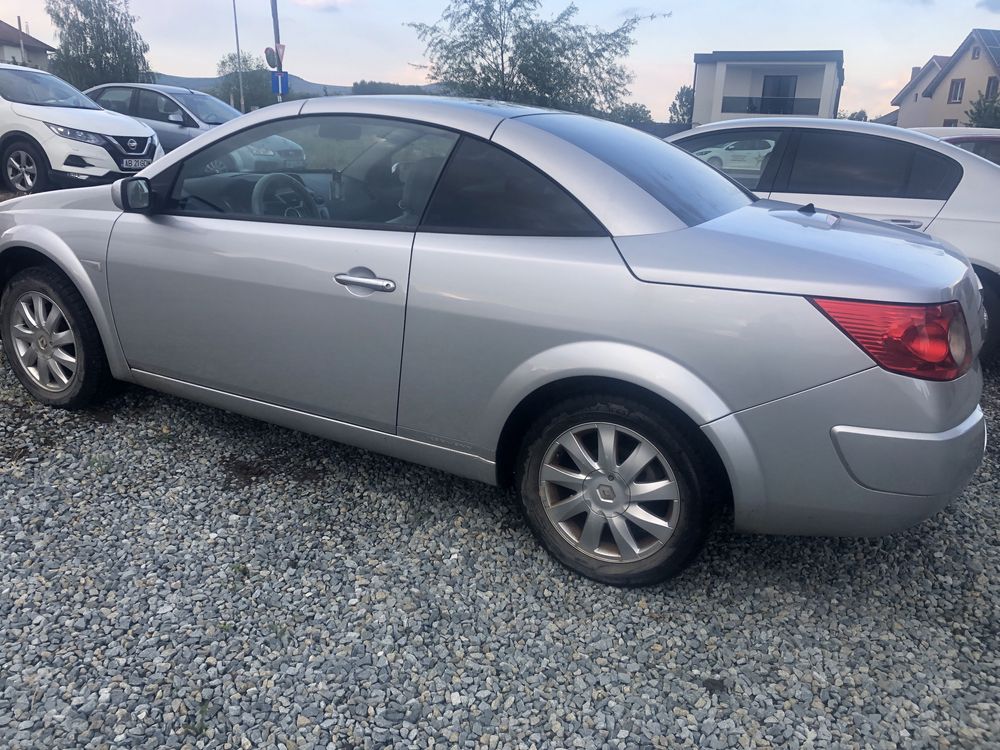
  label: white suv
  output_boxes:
[0,64,162,195]
[669,118,1000,354]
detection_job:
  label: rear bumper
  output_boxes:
[703,365,985,537]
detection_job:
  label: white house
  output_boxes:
[891,29,1000,128]
[691,50,845,127]
[0,19,54,70]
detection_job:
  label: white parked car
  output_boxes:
[669,118,1000,354]
[913,127,1000,167]
[0,64,162,195]
[690,137,775,173]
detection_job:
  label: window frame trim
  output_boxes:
[947,78,965,104]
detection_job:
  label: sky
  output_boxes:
[4,0,1000,118]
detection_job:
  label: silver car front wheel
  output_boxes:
[9,291,78,392]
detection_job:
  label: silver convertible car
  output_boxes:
[0,97,986,585]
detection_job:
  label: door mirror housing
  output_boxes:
[112,177,154,213]
[168,111,185,124]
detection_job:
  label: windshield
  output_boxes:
[173,92,241,125]
[0,68,99,109]
[524,114,753,227]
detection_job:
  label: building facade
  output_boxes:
[691,50,844,127]
[892,29,1000,128]
[0,20,54,70]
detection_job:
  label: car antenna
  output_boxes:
[798,202,816,215]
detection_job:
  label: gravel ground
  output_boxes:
[1,351,997,750]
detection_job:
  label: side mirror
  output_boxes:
[168,111,184,124]
[112,177,153,213]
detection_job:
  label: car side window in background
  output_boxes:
[136,90,183,123]
[420,137,605,236]
[93,87,133,115]
[168,115,459,230]
[674,129,783,191]
[956,140,1000,166]
[786,130,961,199]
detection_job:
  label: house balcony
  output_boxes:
[720,96,822,116]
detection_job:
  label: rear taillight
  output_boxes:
[811,298,973,381]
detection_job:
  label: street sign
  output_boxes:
[271,70,289,95]
[264,46,278,68]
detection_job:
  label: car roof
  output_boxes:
[87,82,197,95]
[668,117,949,149]
[913,127,1000,140]
[0,62,53,73]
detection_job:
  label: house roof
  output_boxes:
[890,55,949,106]
[921,29,1000,98]
[0,19,55,52]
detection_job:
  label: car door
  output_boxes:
[768,129,963,232]
[672,128,788,196]
[133,89,195,152]
[107,114,459,432]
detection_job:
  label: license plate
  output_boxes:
[122,158,151,170]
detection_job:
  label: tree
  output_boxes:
[45,0,150,89]
[352,80,427,95]
[214,53,273,111]
[607,102,652,127]
[837,109,868,121]
[667,84,692,124]
[409,0,665,119]
[966,91,1000,128]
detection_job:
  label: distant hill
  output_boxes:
[152,72,439,97]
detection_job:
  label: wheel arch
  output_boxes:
[0,230,129,379]
[490,347,734,514]
[0,130,52,175]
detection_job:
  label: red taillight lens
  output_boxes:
[811,298,973,381]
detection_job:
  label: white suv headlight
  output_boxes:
[45,123,106,146]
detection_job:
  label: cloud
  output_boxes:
[288,0,354,11]
[977,0,1000,11]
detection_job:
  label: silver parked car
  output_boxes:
[84,82,306,173]
[0,97,986,586]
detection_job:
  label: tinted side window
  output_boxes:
[908,148,963,199]
[786,131,961,199]
[956,140,1000,166]
[674,129,783,191]
[136,90,183,123]
[93,87,133,114]
[168,115,458,230]
[421,137,605,236]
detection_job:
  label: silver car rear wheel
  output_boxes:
[539,422,681,563]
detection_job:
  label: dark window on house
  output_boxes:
[761,75,798,114]
[784,130,961,200]
[987,76,999,100]
[420,137,605,236]
[943,119,959,127]
[972,47,981,60]
[947,79,965,104]
[914,92,918,102]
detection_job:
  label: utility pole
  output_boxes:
[270,0,282,103]
[231,0,245,111]
[16,16,27,66]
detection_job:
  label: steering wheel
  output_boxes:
[250,173,320,220]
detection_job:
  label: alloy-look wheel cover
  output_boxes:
[9,291,78,392]
[539,422,681,563]
[6,150,37,192]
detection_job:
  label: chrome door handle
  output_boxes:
[887,218,924,229]
[334,274,396,293]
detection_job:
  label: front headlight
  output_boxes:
[46,123,105,146]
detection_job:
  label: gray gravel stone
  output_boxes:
[1,351,998,748]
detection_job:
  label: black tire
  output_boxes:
[979,278,1000,363]
[1,266,112,408]
[2,140,50,195]
[516,395,713,587]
